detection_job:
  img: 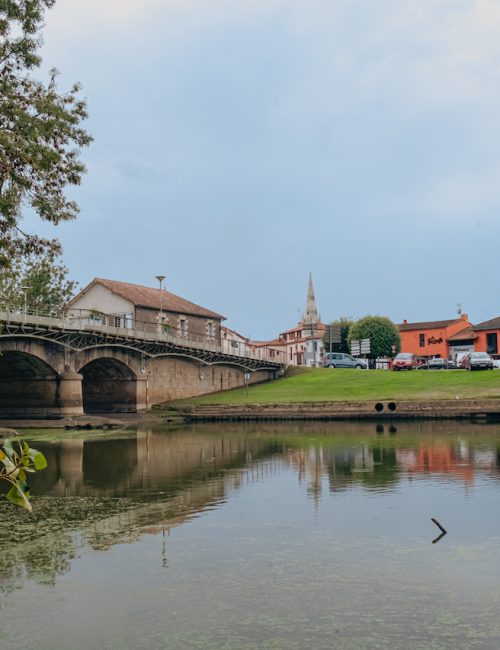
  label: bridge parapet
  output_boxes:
[0,306,285,415]
[0,306,285,371]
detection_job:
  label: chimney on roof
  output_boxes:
[461,313,468,321]
[403,319,408,324]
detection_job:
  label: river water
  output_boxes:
[2,420,500,649]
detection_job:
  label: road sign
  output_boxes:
[350,338,371,356]
[325,324,341,345]
[360,338,371,354]
[350,340,360,356]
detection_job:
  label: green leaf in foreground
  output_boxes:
[1,439,47,512]
[6,484,32,513]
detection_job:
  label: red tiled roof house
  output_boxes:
[69,278,225,343]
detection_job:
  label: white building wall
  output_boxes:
[221,327,249,356]
[70,285,133,315]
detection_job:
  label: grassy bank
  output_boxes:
[172,367,500,406]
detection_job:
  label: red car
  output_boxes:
[392,353,417,370]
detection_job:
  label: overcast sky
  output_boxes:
[25,0,500,338]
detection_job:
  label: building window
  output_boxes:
[110,315,121,328]
[487,333,498,355]
[179,318,187,336]
[419,333,425,347]
[88,311,105,325]
[207,321,214,338]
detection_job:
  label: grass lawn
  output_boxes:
[173,367,500,406]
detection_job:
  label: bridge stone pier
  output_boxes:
[0,311,283,418]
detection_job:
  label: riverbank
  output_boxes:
[170,367,500,421]
[3,368,500,427]
[173,367,500,405]
[0,411,174,432]
[176,398,500,421]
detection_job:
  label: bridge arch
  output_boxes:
[0,351,60,417]
[78,357,144,413]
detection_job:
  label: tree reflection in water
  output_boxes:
[2,420,500,591]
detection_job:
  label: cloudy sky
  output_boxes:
[26,0,500,338]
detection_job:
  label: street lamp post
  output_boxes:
[21,285,30,324]
[155,275,166,334]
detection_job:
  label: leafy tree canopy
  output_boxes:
[0,249,77,310]
[323,317,354,354]
[348,316,401,359]
[0,0,92,268]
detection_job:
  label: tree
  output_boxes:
[348,316,401,359]
[0,249,77,310]
[323,318,354,354]
[0,0,92,269]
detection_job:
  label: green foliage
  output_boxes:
[0,437,47,512]
[0,249,77,311]
[348,316,401,359]
[323,318,354,354]
[0,0,92,268]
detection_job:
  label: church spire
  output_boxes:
[303,272,319,325]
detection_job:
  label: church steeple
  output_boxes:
[303,272,319,325]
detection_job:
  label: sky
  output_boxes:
[23,0,500,339]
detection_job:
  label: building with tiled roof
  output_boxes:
[399,318,461,332]
[69,278,225,342]
[471,317,500,356]
[398,314,471,359]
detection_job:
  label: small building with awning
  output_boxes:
[446,327,477,361]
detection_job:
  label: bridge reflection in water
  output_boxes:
[23,420,500,515]
[4,420,500,650]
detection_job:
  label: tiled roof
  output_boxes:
[73,278,225,320]
[279,322,325,336]
[447,327,477,341]
[399,319,459,331]
[473,316,500,331]
[251,338,287,348]
[221,325,248,338]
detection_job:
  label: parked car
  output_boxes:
[392,353,418,370]
[463,352,494,371]
[418,358,458,370]
[323,353,368,369]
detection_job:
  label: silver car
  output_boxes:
[323,353,368,369]
[464,352,494,371]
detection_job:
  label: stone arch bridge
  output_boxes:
[0,309,284,417]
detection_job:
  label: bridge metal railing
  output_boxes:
[0,304,286,366]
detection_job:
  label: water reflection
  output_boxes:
[1,423,498,546]
[3,421,500,648]
[24,421,500,502]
